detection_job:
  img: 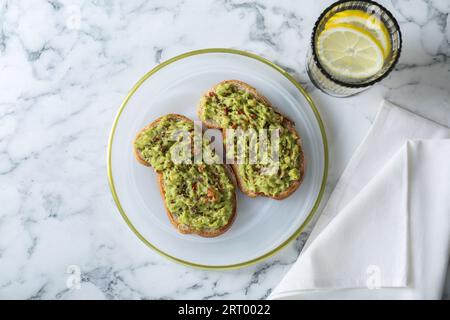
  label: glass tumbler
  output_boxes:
[307,0,402,97]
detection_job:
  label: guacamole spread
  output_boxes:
[134,116,194,172]
[201,83,302,197]
[163,164,234,230]
[134,115,235,231]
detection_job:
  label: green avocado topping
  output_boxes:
[135,115,235,231]
[163,164,234,230]
[201,83,303,197]
[135,116,194,172]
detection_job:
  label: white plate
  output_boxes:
[108,49,328,269]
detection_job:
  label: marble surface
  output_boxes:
[0,0,449,300]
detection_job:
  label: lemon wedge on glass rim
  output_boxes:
[316,22,385,80]
[325,9,391,58]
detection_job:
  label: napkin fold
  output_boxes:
[269,101,450,300]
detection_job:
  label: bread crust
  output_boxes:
[158,171,237,237]
[133,114,192,170]
[197,80,306,200]
[133,113,237,237]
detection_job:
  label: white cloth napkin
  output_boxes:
[269,101,450,300]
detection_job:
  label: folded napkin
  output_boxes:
[269,101,450,300]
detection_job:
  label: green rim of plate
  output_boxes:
[107,48,329,270]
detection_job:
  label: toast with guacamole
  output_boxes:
[197,80,305,200]
[133,114,237,237]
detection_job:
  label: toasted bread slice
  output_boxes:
[197,80,305,200]
[157,171,237,237]
[133,114,191,170]
[133,114,237,237]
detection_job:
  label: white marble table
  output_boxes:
[0,0,449,299]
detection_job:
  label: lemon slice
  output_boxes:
[325,10,391,58]
[317,23,385,80]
